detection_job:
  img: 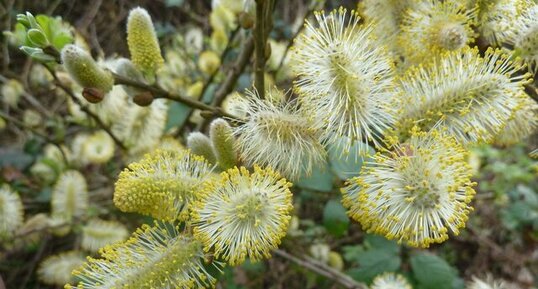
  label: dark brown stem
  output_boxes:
[112,73,240,120]
[197,36,256,131]
[212,36,255,107]
[254,0,267,99]
[524,83,538,103]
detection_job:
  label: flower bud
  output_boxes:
[210,29,229,53]
[239,12,254,29]
[209,118,237,170]
[82,87,105,103]
[61,44,114,92]
[133,91,154,106]
[186,81,204,99]
[187,132,217,164]
[198,50,221,75]
[126,8,164,75]
[328,251,344,271]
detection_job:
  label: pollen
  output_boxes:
[113,149,213,221]
[342,128,476,248]
[192,166,293,266]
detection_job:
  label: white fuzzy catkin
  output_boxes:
[291,8,396,155]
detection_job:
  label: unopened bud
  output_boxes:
[133,91,154,106]
[198,51,221,75]
[210,118,237,170]
[239,12,254,29]
[82,87,105,103]
[187,132,217,164]
[61,44,114,92]
[127,8,164,75]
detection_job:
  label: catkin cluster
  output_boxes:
[10,0,538,288]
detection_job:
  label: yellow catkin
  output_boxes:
[192,166,293,266]
[342,128,476,248]
[126,7,164,75]
[113,149,212,221]
[66,222,222,289]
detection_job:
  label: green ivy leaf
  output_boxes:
[410,253,457,289]
[327,139,374,180]
[323,199,349,237]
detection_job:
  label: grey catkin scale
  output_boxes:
[187,132,217,165]
[209,118,237,170]
[61,44,114,93]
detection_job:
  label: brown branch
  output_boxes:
[45,66,128,151]
[199,27,241,103]
[254,0,274,99]
[274,249,368,289]
[212,36,255,108]
[179,27,242,133]
[197,36,256,131]
[112,72,240,121]
[276,0,324,73]
[524,83,538,103]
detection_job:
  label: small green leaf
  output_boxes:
[363,234,400,254]
[296,165,333,192]
[323,199,349,237]
[347,249,401,283]
[165,102,191,131]
[27,28,49,47]
[328,139,375,180]
[51,33,73,50]
[410,253,457,289]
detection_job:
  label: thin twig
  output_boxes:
[196,36,256,131]
[0,74,53,118]
[199,27,241,102]
[212,36,255,108]
[276,0,323,73]
[112,72,240,121]
[524,83,538,103]
[254,0,268,99]
[179,27,242,133]
[274,249,368,289]
[45,66,128,151]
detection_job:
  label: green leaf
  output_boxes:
[347,249,401,283]
[27,28,49,47]
[51,33,73,50]
[410,253,457,289]
[327,139,375,180]
[363,234,400,254]
[296,165,333,192]
[0,150,34,169]
[323,199,349,237]
[165,102,191,131]
[165,0,184,7]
